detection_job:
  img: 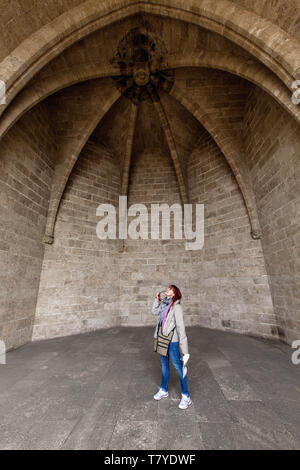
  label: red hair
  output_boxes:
[169,285,182,303]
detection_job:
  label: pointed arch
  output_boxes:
[169,83,261,239]
[1,0,299,121]
[2,51,299,142]
[43,86,121,244]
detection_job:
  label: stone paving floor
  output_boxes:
[0,326,299,450]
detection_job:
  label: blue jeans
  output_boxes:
[160,341,190,397]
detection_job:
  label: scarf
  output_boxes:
[159,296,173,334]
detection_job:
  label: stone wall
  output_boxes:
[0,102,55,350]
[119,140,276,340]
[33,126,277,342]
[244,87,300,344]
[187,129,276,339]
[32,141,121,341]
[119,146,193,329]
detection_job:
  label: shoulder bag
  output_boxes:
[154,324,175,357]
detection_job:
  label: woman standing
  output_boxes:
[151,285,192,409]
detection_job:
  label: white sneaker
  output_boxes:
[178,393,192,409]
[153,388,169,400]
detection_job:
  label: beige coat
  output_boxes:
[152,297,189,355]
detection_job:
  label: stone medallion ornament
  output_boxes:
[110,27,174,104]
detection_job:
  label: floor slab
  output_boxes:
[0,326,299,450]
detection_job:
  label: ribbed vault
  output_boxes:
[0,7,299,246]
[3,14,271,243]
[1,0,300,116]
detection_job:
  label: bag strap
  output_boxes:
[158,325,176,340]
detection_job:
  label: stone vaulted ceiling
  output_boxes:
[1,1,300,246]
